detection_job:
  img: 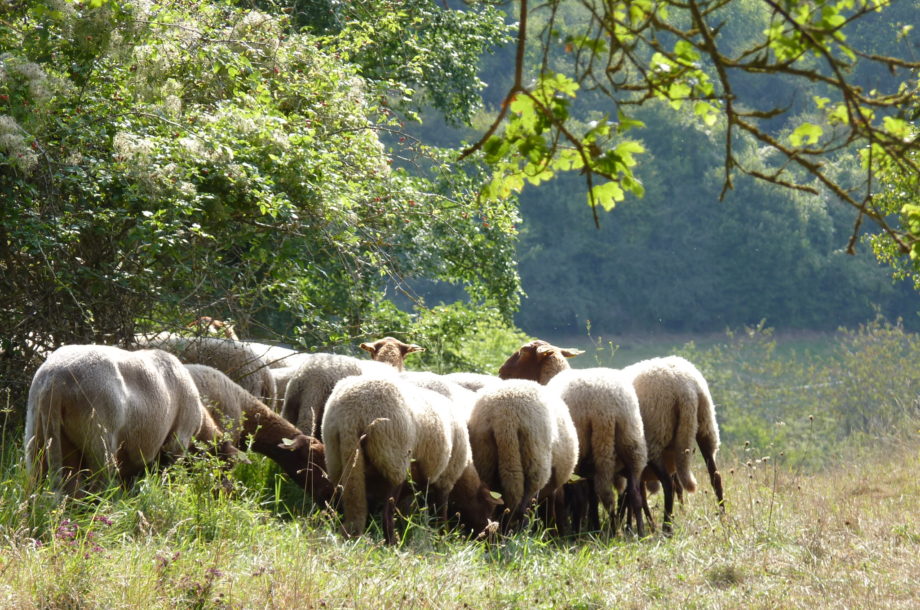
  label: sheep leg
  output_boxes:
[649,460,675,534]
[625,471,644,538]
[586,482,600,532]
[383,481,405,546]
[698,436,725,511]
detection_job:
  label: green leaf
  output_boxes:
[590,181,625,211]
[789,123,823,146]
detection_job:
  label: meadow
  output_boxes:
[0,319,917,608]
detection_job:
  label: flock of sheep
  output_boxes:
[23,326,725,544]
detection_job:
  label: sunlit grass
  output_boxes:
[0,436,917,608]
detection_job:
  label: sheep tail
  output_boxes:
[590,423,618,516]
[336,426,369,538]
[673,392,699,494]
[25,380,63,487]
[496,427,526,515]
[695,381,724,508]
[280,384,304,434]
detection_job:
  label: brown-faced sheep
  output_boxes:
[280,353,396,440]
[498,340,647,536]
[359,336,425,371]
[184,364,333,503]
[24,345,240,494]
[136,335,276,406]
[468,379,578,532]
[618,356,724,532]
[322,374,499,544]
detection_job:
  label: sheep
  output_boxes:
[498,340,647,536]
[269,365,299,411]
[467,379,578,532]
[617,356,724,532]
[359,336,425,371]
[136,335,276,406]
[322,374,500,543]
[183,364,333,503]
[281,353,396,439]
[24,344,241,494]
[442,372,502,393]
[241,341,311,370]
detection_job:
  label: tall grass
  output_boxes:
[0,319,917,607]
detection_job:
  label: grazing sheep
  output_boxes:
[618,356,724,531]
[281,353,395,439]
[443,372,501,392]
[498,340,647,536]
[468,379,578,531]
[322,374,499,543]
[184,364,333,503]
[136,335,275,406]
[359,336,425,371]
[24,345,240,494]
[241,341,311,370]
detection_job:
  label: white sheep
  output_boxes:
[136,335,276,406]
[442,372,501,392]
[359,336,425,371]
[498,340,647,536]
[619,355,724,531]
[24,345,240,494]
[322,374,499,543]
[468,378,578,531]
[240,341,311,370]
[280,353,396,439]
[268,365,299,411]
[183,364,334,503]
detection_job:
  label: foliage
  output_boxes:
[407,302,531,374]
[676,317,920,468]
[466,0,920,273]
[513,102,917,335]
[0,0,521,412]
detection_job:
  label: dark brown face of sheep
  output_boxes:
[497,340,548,381]
[498,340,585,383]
[278,435,334,505]
[450,481,504,536]
[359,336,425,371]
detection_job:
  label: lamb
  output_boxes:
[467,378,578,531]
[280,353,396,439]
[136,335,276,406]
[24,344,241,494]
[498,340,647,536]
[617,356,724,532]
[322,374,500,543]
[183,364,333,503]
[359,336,425,371]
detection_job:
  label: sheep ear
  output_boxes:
[405,344,425,354]
[560,348,584,358]
[359,342,376,354]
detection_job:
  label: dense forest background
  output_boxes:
[2,0,919,410]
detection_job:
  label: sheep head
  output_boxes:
[278,435,334,504]
[359,336,425,371]
[498,340,584,384]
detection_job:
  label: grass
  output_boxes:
[0,436,917,608]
